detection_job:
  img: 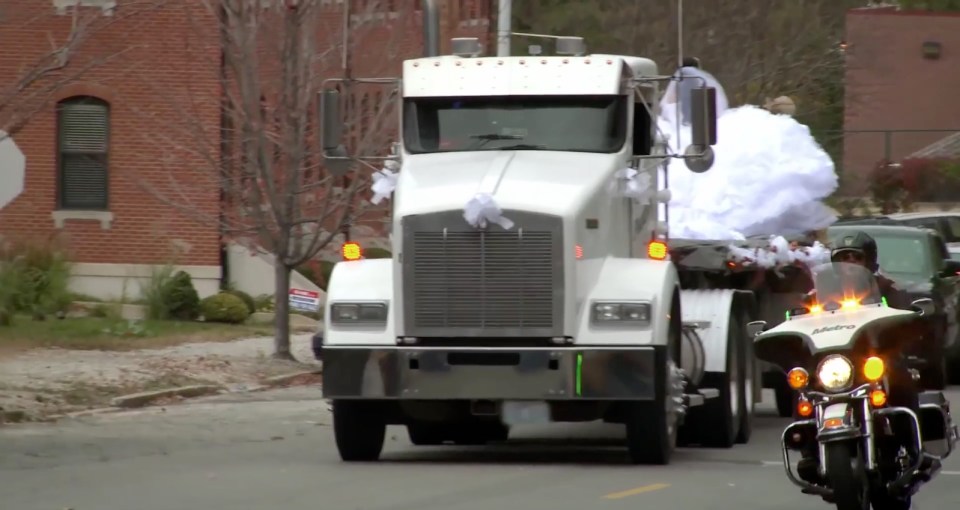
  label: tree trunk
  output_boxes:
[273,260,295,361]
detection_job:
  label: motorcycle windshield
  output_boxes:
[810,262,883,312]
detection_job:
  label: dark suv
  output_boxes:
[828,224,960,388]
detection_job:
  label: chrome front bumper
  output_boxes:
[321,346,664,400]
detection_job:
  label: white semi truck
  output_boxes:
[316,14,774,466]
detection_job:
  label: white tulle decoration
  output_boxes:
[463,192,514,230]
[656,64,839,241]
[369,160,400,205]
[727,236,832,269]
[615,168,654,200]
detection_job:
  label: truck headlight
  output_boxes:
[817,354,854,391]
[591,301,651,324]
[330,302,388,324]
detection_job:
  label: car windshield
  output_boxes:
[810,262,883,310]
[402,95,628,154]
[873,235,932,281]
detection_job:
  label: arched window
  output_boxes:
[57,96,110,210]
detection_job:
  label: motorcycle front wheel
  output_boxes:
[825,442,870,510]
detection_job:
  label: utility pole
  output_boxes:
[341,0,352,242]
[497,0,511,57]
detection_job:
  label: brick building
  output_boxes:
[0,0,493,300]
[843,6,960,194]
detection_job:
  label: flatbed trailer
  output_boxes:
[670,237,821,417]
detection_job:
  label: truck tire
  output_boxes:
[735,310,754,444]
[332,400,386,461]
[625,300,680,465]
[698,311,740,448]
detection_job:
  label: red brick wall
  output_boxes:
[843,7,960,194]
[0,1,493,266]
[0,1,222,266]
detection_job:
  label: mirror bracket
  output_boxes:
[746,320,767,337]
[910,298,935,317]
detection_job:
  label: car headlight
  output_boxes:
[330,302,388,324]
[817,354,854,391]
[591,302,651,324]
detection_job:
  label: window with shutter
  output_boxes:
[57,96,110,210]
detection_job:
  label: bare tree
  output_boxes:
[137,0,409,359]
[0,0,158,139]
[514,0,863,161]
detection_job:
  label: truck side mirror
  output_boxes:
[319,89,351,176]
[683,86,717,174]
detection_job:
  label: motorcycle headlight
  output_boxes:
[817,354,854,391]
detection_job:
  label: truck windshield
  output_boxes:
[402,95,628,154]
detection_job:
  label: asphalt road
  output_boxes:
[1,387,958,510]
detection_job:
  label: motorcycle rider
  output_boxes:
[828,231,909,308]
[796,231,922,486]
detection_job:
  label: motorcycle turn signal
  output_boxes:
[863,356,884,382]
[786,367,809,390]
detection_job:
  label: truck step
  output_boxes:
[682,388,720,408]
[699,388,720,400]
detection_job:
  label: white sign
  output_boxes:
[289,288,321,312]
[0,130,26,210]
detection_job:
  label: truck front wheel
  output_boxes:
[624,308,680,465]
[332,400,386,461]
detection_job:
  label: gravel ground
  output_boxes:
[0,333,321,420]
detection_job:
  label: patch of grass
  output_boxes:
[0,315,273,352]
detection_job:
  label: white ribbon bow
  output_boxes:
[463,192,514,230]
[370,164,399,205]
[615,168,654,200]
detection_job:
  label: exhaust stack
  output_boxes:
[422,0,440,57]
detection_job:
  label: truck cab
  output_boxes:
[318,36,756,465]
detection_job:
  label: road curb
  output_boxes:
[110,384,225,409]
[260,369,323,388]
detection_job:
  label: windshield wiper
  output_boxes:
[497,144,546,150]
[467,133,525,151]
[469,133,524,140]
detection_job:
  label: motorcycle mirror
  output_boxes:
[746,320,767,337]
[910,298,935,317]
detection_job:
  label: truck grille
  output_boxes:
[401,210,564,337]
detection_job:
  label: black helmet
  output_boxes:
[831,231,879,272]
[682,56,701,69]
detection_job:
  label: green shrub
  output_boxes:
[364,247,392,259]
[0,237,73,321]
[201,292,250,324]
[163,271,201,320]
[224,289,256,314]
[142,264,176,320]
[253,293,274,312]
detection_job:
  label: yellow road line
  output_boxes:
[602,482,671,500]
